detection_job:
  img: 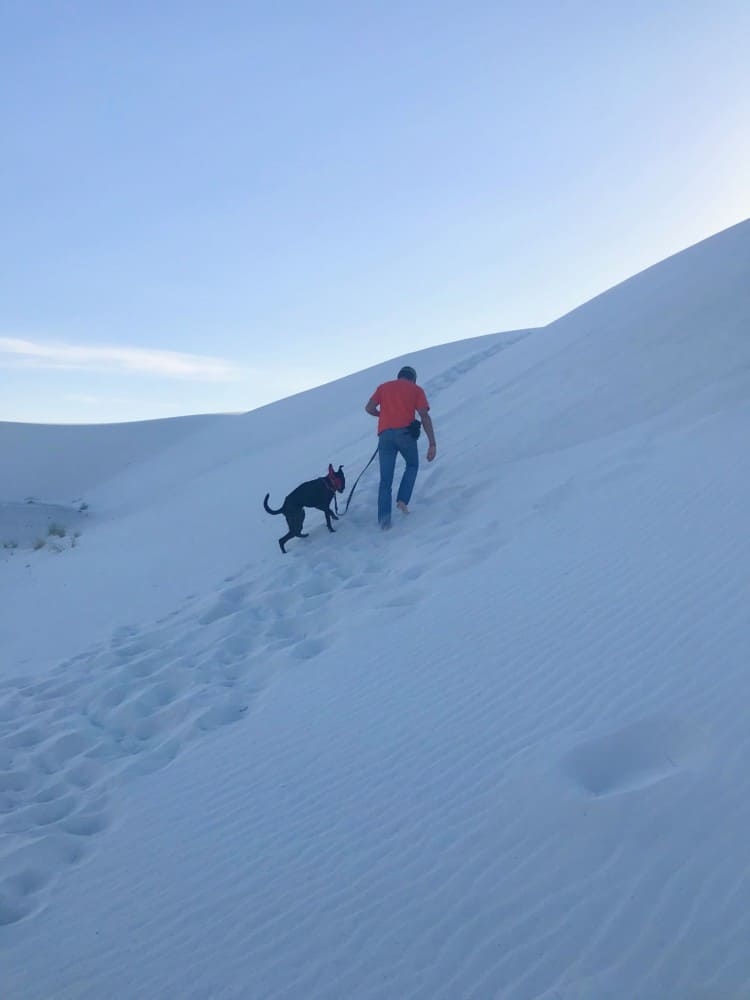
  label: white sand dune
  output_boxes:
[1,219,749,998]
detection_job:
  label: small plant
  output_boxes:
[33,538,46,551]
[48,523,67,538]
[71,532,81,549]
[78,502,89,512]
[3,541,18,550]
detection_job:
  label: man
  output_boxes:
[365,365,437,529]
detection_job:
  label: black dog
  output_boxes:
[264,464,345,553]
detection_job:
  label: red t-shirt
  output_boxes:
[371,379,429,434]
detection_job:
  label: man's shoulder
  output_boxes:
[377,379,401,393]
[376,378,427,401]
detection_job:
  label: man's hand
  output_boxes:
[419,410,436,461]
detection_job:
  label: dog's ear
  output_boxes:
[328,464,335,477]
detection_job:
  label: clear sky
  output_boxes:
[2,0,749,424]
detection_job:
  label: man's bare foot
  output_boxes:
[396,501,409,514]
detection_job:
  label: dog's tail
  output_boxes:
[263,493,283,516]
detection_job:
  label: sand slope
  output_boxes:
[1,220,749,998]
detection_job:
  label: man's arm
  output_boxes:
[365,397,380,417]
[418,408,437,461]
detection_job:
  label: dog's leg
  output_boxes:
[278,531,294,553]
[289,509,308,539]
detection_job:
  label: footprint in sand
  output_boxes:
[437,523,506,573]
[0,541,390,925]
[562,716,708,797]
[290,635,331,661]
[0,834,87,926]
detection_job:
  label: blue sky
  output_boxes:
[2,1,749,424]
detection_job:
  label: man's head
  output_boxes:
[397,365,417,382]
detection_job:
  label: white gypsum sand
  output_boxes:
[0,219,749,999]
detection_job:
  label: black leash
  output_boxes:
[343,445,379,514]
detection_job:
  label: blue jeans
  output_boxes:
[378,427,419,525]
